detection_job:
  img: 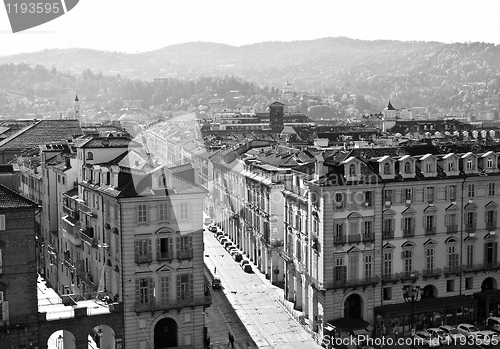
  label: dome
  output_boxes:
[118,114,136,122]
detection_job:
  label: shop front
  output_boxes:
[374,295,478,337]
[474,289,500,320]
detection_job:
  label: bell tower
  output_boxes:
[269,101,285,132]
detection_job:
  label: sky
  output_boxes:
[1,0,500,56]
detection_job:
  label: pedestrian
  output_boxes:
[229,333,235,348]
[214,267,217,275]
[228,332,232,347]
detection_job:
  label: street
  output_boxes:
[204,227,320,349]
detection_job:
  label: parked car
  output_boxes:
[229,249,241,257]
[457,323,484,339]
[207,224,217,233]
[439,325,466,342]
[223,242,234,250]
[240,260,250,268]
[426,328,452,345]
[232,253,243,262]
[487,316,500,332]
[415,331,440,347]
[225,244,237,253]
[242,264,253,273]
[212,277,222,289]
[218,237,228,245]
[217,235,227,243]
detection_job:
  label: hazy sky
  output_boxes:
[1,0,499,56]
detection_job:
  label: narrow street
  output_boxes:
[204,227,320,349]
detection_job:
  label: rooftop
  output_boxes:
[0,183,39,209]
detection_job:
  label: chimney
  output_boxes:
[314,154,326,181]
[65,157,71,168]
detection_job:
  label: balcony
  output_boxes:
[63,204,80,220]
[283,184,307,198]
[424,227,436,236]
[157,251,174,262]
[76,264,97,291]
[444,266,462,277]
[79,201,96,218]
[280,246,293,262]
[422,268,442,279]
[178,249,193,260]
[403,228,415,238]
[63,257,76,272]
[79,226,97,247]
[328,276,380,290]
[463,262,500,273]
[333,235,346,246]
[465,223,476,233]
[400,271,420,282]
[382,230,394,239]
[348,234,361,244]
[135,295,212,313]
[135,253,153,264]
[486,222,497,231]
[362,233,375,243]
[447,225,458,234]
[382,273,400,284]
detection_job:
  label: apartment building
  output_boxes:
[283,145,500,343]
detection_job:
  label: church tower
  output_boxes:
[269,101,285,132]
[74,94,80,119]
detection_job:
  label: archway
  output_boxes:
[48,330,76,349]
[422,285,438,299]
[154,317,178,349]
[88,325,115,349]
[344,293,362,319]
[482,277,497,291]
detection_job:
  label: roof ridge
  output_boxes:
[0,120,41,148]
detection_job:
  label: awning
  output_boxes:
[374,295,477,317]
[327,317,369,331]
[474,290,500,302]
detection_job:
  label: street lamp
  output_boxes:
[402,283,421,349]
[56,334,63,349]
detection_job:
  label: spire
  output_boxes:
[386,99,396,111]
[75,94,79,102]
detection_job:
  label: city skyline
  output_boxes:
[1,0,500,56]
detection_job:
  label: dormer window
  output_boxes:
[158,174,167,187]
[487,158,493,169]
[425,162,433,172]
[383,163,391,175]
[404,162,411,174]
[87,152,94,160]
[448,162,455,172]
[349,164,356,176]
[467,159,473,170]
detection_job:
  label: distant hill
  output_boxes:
[1,37,500,112]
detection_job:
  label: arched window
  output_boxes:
[349,164,356,176]
[87,152,94,160]
[404,162,411,174]
[158,174,167,187]
[383,162,391,175]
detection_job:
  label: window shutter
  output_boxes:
[168,238,173,258]
[423,216,426,228]
[342,266,347,281]
[412,217,416,231]
[454,253,459,267]
[495,211,498,228]
[485,211,488,225]
[424,189,427,202]
[401,251,405,259]
[445,187,448,201]
[474,212,477,226]
[395,189,401,204]
[156,238,161,261]
[484,244,488,265]
[433,215,437,228]
[0,215,5,230]
[445,214,449,226]
[189,273,193,298]
[176,236,180,256]
[149,277,155,305]
[189,235,193,250]
[495,243,498,264]
[2,301,8,321]
[134,240,139,263]
[401,218,404,231]
[148,239,152,261]
[176,274,181,301]
[136,279,140,303]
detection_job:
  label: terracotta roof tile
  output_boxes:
[0,184,38,209]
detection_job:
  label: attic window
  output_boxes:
[87,152,94,161]
[349,164,356,176]
[467,159,473,170]
[158,174,167,187]
[404,162,411,174]
[487,158,493,168]
[448,161,455,172]
[425,162,433,172]
[383,162,391,175]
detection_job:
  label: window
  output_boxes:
[425,162,433,172]
[425,187,435,202]
[402,250,413,275]
[158,202,169,222]
[487,158,494,169]
[334,223,344,243]
[447,245,459,271]
[349,164,356,176]
[157,237,173,261]
[468,184,475,198]
[383,251,392,276]
[485,242,498,265]
[158,174,167,187]
[86,152,94,160]
[138,278,151,304]
[383,219,394,238]
[364,191,373,207]
[364,255,373,279]
[334,193,344,209]
[179,203,189,221]
[177,274,192,301]
[467,158,473,170]
[465,211,476,231]
[383,190,393,204]
[447,185,457,201]
[486,210,497,230]
[383,162,391,175]
[135,238,152,263]
[425,248,435,272]
[424,215,435,235]
[177,235,193,259]
[160,276,170,305]
[404,162,411,174]
[0,215,4,230]
[137,204,148,224]
[403,188,413,202]
[466,244,474,268]
[448,161,455,172]
[489,183,496,196]
[349,221,359,235]
[465,277,474,290]
[334,257,346,282]
[0,249,3,274]
[403,217,414,237]
[445,213,458,232]
[447,280,455,292]
[363,221,372,239]
[383,287,392,300]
